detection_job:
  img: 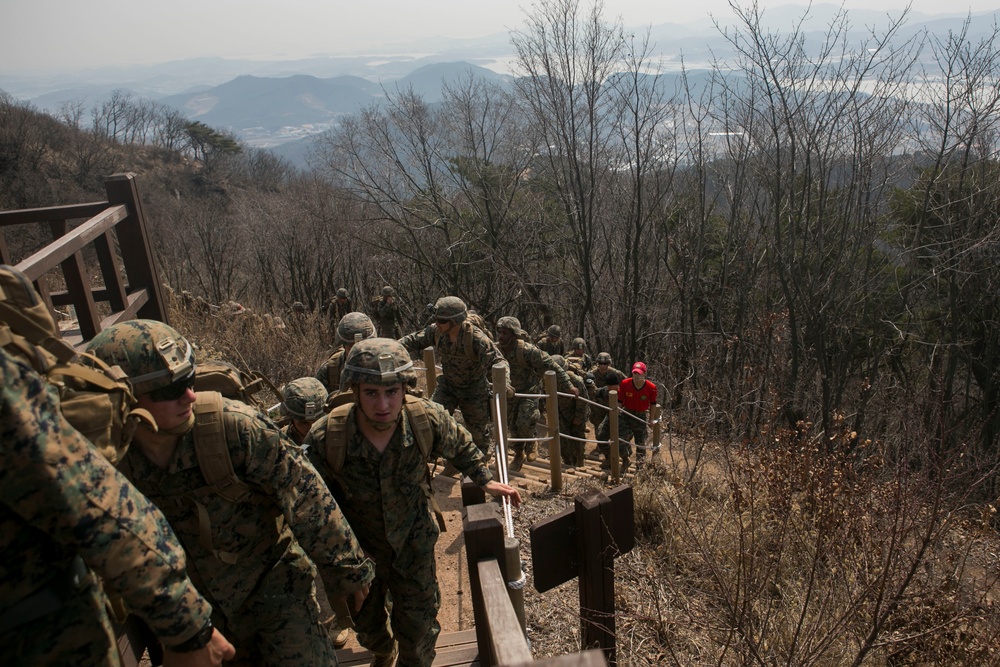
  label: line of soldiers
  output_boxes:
[5,312,521,667]
[310,296,657,475]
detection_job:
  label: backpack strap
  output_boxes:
[516,339,526,367]
[192,392,252,504]
[324,402,354,476]
[464,322,475,360]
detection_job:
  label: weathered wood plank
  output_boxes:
[0,201,110,226]
[478,558,531,666]
[14,205,127,281]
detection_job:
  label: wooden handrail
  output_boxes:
[478,559,533,666]
[15,205,127,281]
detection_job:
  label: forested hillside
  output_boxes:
[4,0,1000,662]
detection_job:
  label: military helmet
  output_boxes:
[341,338,418,390]
[86,319,195,395]
[434,296,468,323]
[337,312,376,344]
[496,316,526,336]
[282,377,328,421]
[572,337,586,350]
[292,301,305,312]
[547,325,562,338]
[337,288,349,298]
[381,285,394,297]
[550,354,567,370]
[596,352,612,364]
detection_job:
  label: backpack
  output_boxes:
[193,359,284,418]
[324,394,447,531]
[0,265,154,465]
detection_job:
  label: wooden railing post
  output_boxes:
[576,490,617,666]
[422,347,437,397]
[544,370,562,492]
[650,404,661,465]
[464,503,507,667]
[104,173,167,323]
[608,390,620,482]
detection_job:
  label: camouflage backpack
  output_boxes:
[193,359,284,417]
[0,265,153,464]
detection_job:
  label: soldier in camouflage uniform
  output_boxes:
[495,316,577,471]
[87,320,374,667]
[326,288,354,328]
[399,296,512,457]
[550,355,590,467]
[315,312,377,394]
[280,377,328,446]
[372,286,403,339]
[590,352,628,429]
[536,324,565,357]
[303,338,521,667]
[0,345,235,666]
[566,337,594,373]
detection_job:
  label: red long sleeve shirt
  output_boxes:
[618,377,657,413]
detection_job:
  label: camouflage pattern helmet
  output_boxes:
[433,296,468,323]
[496,316,526,337]
[381,285,394,297]
[282,377,328,421]
[596,352,612,364]
[547,325,562,338]
[86,319,195,395]
[572,337,586,350]
[341,337,418,390]
[337,287,349,298]
[550,354,567,370]
[292,301,305,312]
[336,312,376,344]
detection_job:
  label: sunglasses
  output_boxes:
[436,319,451,325]
[147,374,196,402]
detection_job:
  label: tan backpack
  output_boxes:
[0,265,153,464]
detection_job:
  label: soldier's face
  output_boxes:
[137,385,196,431]
[358,382,404,425]
[498,328,515,347]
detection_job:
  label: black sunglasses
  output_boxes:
[436,319,451,325]
[147,374,196,402]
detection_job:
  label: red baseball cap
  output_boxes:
[631,362,647,375]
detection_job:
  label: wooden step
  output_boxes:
[335,629,480,667]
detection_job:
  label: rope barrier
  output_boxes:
[492,393,514,538]
[506,567,527,590]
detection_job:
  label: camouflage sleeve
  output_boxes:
[424,400,493,487]
[398,325,435,357]
[473,328,510,379]
[529,347,574,393]
[230,407,374,597]
[0,349,212,646]
[572,377,589,423]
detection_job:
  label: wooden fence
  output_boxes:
[0,172,168,345]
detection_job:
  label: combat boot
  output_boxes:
[526,450,537,463]
[510,451,525,472]
[370,642,398,667]
[333,627,350,649]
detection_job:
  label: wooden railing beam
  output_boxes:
[14,205,127,281]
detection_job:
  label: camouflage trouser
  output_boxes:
[506,395,540,454]
[596,409,649,463]
[218,567,335,667]
[431,377,493,456]
[1,574,120,666]
[352,531,440,667]
[559,418,587,466]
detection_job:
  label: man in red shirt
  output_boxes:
[596,362,658,470]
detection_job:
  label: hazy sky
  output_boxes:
[2,0,998,73]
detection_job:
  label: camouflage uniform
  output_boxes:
[88,321,374,666]
[566,338,594,373]
[280,377,328,446]
[315,347,347,393]
[590,357,627,429]
[536,326,565,358]
[0,347,213,665]
[497,318,574,458]
[399,320,509,456]
[373,287,402,339]
[550,357,590,467]
[305,396,493,667]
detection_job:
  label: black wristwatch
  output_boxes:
[168,619,214,653]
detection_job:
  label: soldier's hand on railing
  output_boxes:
[570,386,580,396]
[484,480,522,508]
[506,384,515,399]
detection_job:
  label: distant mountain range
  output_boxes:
[2,4,996,169]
